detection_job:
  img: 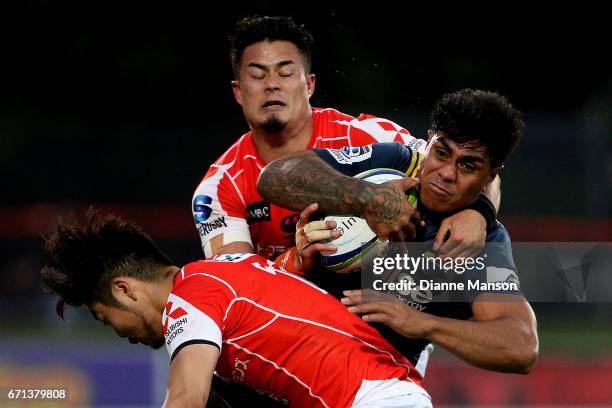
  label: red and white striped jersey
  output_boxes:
[163,253,424,407]
[192,107,426,259]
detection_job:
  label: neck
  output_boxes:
[149,265,181,313]
[251,111,313,163]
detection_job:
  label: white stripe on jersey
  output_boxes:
[224,297,413,373]
[225,339,331,408]
[193,161,235,217]
[181,272,239,298]
[225,171,246,206]
[216,133,249,165]
[226,315,278,342]
[314,107,342,114]
[313,136,350,143]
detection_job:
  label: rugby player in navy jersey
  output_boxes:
[257,89,538,374]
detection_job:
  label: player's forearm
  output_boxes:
[425,314,538,374]
[257,150,375,215]
[162,389,208,408]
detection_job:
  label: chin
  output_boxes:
[261,116,288,133]
[421,194,453,213]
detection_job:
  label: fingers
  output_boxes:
[296,203,341,253]
[440,242,483,260]
[434,217,485,259]
[346,302,394,321]
[391,217,417,242]
[410,209,424,229]
[302,220,326,234]
[341,289,394,306]
[302,243,337,258]
[297,221,341,249]
[401,221,417,241]
[361,313,391,323]
[399,176,419,191]
[299,203,319,228]
[341,289,363,306]
[433,220,451,252]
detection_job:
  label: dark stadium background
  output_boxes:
[1,2,611,407]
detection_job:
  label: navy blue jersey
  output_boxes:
[313,142,523,365]
[314,143,421,178]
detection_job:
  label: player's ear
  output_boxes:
[427,129,435,141]
[306,74,316,98]
[487,165,502,185]
[112,277,138,303]
[231,80,243,105]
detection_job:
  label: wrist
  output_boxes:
[465,209,487,229]
[422,314,441,340]
[466,195,496,232]
[358,182,377,215]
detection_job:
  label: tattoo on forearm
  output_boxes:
[258,154,404,224]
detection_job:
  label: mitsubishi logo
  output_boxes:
[163,301,187,333]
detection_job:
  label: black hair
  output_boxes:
[430,89,524,167]
[229,15,314,78]
[41,210,174,318]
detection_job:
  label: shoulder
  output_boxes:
[312,107,356,122]
[194,132,259,196]
[483,222,516,270]
[174,261,240,300]
[487,221,512,243]
[210,132,255,166]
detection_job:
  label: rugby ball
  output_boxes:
[319,168,417,273]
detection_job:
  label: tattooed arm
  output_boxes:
[257,149,422,241]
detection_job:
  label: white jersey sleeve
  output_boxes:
[164,271,238,361]
[163,292,223,361]
[192,162,253,257]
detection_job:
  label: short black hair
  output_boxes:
[430,89,524,167]
[229,15,314,78]
[41,210,174,318]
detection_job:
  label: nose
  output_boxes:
[264,75,281,93]
[438,162,457,183]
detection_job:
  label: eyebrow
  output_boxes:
[437,138,485,164]
[247,60,296,70]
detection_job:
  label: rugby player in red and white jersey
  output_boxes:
[41,212,433,407]
[192,16,500,269]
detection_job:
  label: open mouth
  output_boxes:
[262,100,285,108]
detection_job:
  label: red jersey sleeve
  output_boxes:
[163,270,237,361]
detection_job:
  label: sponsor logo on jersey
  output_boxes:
[486,266,520,289]
[257,243,288,259]
[406,138,427,152]
[326,145,373,164]
[193,194,213,222]
[197,216,228,237]
[163,302,189,346]
[232,358,250,384]
[280,213,300,233]
[393,273,433,311]
[247,201,271,223]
